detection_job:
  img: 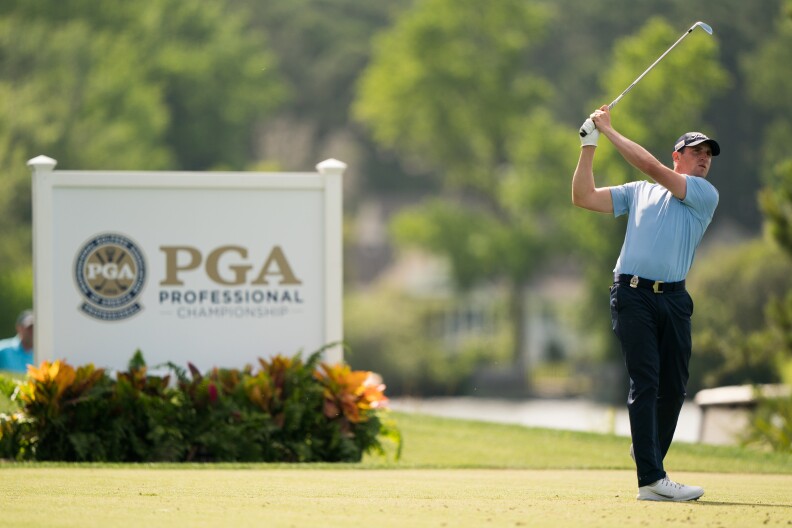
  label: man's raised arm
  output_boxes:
[591,105,687,199]
[572,119,614,213]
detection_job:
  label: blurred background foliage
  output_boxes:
[1,0,792,400]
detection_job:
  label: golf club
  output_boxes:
[580,21,713,137]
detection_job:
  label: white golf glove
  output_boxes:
[579,118,599,147]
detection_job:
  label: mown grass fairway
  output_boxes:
[2,467,791,527]
[1,412,791,527]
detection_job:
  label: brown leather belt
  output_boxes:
[614,274,685,294]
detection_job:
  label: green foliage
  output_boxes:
[355,1,594,370]
[685,239,792,393]
[0,0,285,279]
[743,395,792,453]
[759,157,792,256]
[383,112,582,371]
[391,202,510,288]
[765,291,792,389]
[246,0,407,129]
[596,18,729,153]
[743,2,792,393]
[344,287,511,396]
[0,374,17,401]
[743,2,792,119]
[0,16,172,173]
[502,109,591,264]
[0,350,398,463]
[747,6,792,257]
[0,268,32,336]
[354,0,552,190]
[0,0,284,171]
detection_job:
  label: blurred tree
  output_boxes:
[355,0,552,192]
[685,239,792,393]
[0,15,169,271]
[137,2,285,171]
[241,0,406,140]
[748,2,792,255]
[741,4,792,438]
[0,0,285,331]
[239,0,414,198]
[355,0,573,384]
[344,286,511,396]
[0,0,284,171]
[0,268,33,338]
[745,0,792,383]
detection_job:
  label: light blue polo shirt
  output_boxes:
[0,336,34,373]
[610,175,719,282]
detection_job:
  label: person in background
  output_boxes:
[0,310,35,372]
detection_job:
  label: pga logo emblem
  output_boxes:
[74,233,147,321]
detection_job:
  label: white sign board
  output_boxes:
[29,156,345,370]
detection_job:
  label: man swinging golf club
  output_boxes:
[572,105,719,501]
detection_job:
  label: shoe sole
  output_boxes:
[637,491,704,502]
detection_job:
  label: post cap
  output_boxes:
[316,158,347,175]
[27,155,58,171]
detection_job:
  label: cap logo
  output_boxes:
[676,132,712,152]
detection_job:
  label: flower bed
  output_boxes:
[0,349,399,462]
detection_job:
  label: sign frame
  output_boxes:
[28,155,345,369]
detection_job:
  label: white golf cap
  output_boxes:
[16,310,34,328]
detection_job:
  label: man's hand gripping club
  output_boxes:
[580,105,614,147]
[580,108,606,148]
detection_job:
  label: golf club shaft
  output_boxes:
[580,21,713,136]
[608,25,698,110]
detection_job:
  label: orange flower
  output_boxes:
[361,373,389,411]
[22,360,76,406]
[316,363,388,424]
[17,360,106,422]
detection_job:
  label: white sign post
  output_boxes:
[28,155,345,370]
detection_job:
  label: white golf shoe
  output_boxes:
[637,476,704,502]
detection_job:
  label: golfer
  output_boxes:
[571,105,719,501]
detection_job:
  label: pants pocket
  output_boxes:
[610,285,619,336]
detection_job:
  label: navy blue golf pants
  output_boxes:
[610,283,693,487]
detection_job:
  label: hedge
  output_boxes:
[0,349,400,462]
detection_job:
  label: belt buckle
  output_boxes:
[653,280,663,294]
[629,275,639,288]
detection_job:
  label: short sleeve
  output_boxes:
[683,176,719,223]
[610,183,635,218]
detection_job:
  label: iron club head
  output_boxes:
[692,21,713,35]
